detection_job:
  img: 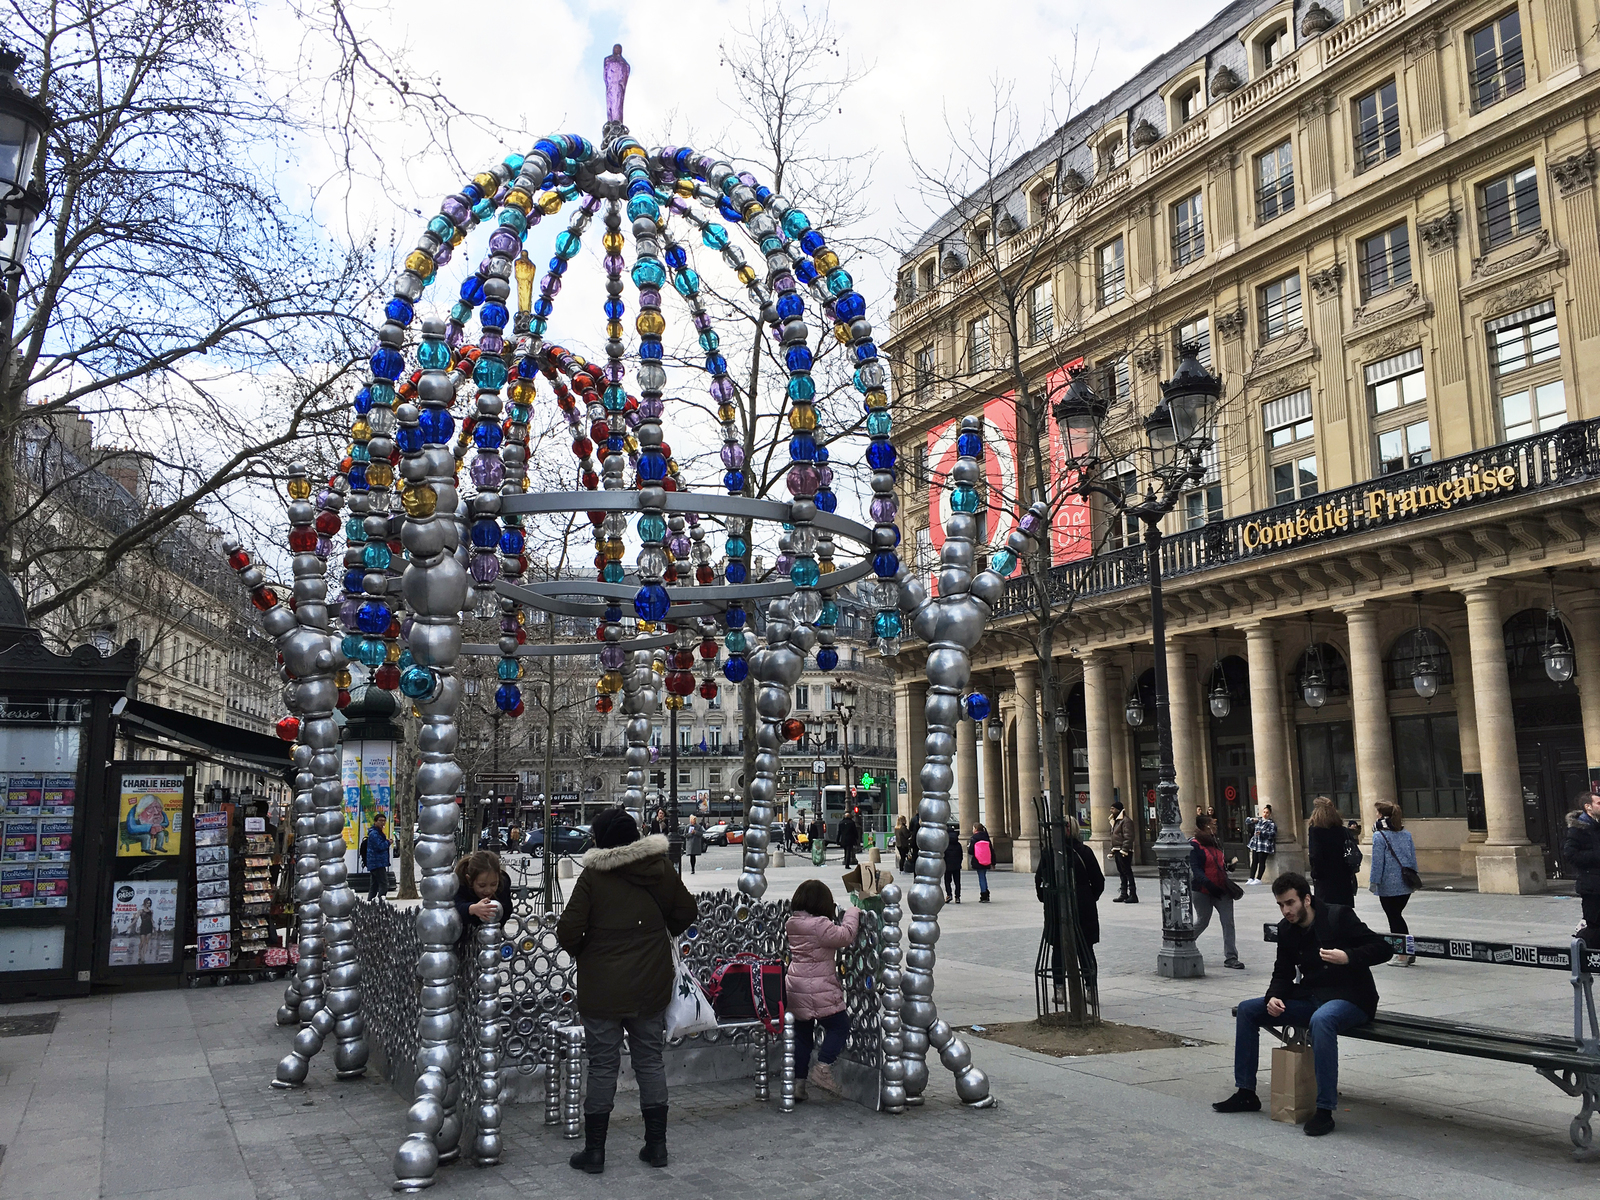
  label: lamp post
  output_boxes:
[832,676,859,821]
[1055,344,1221,979]
[0,49,52,326]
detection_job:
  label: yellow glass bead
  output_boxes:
[602,231,624,252]
[335,670,353,687]
[386,641,402,663]
[451,228,466,246]
[504,188,532,214]
[607,320,623,340]
[736,265,757,286]
[813,249,839,273]
[538,192,563,215]
[599,671,623,694]
[404,249,434,275]
[639,621,657,633]
[515,609,526,625]
[411,706,421,718]
[652,659,666,675]
[675,179,695,197]
[789,407,817,432]
[622,145,647,160]
[473,172,498,194]
[667,461,680,476]
[718,403,738,423]
[510,379,536,404]
[401,486,437,517]
[623,435,638,453]
[514,251,535,314]
[287,477,312,501]
[605,538,625,558]
[636,310,666,337]
[367,463,394,489]
[740,199,763,218]
[834,322,851,344]
[819,560,836,575]
[865,389,889,410]
[351,419,372,441]
[665,695,685,710]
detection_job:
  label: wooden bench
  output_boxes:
[1248,925,1600,1156]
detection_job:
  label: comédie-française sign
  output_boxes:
[1240,463,1520,551]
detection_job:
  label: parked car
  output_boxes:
[726,825,746,845]
[521,825,593,855]
[703,821,732,846]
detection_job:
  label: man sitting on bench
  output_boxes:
[1213,870,1393,1136]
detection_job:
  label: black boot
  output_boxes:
[569,1112,608,1174]
[638,1104,669,1167]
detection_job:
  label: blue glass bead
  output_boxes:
[399,665,436,700]
[800,230,826,255]
[370,348,403,381]
[461,183,483,203]
[866,441,897,470]
[480,302,509,329]
[672,268,701,297]
[548,256,568,276]
[497,207,527,236]
[604,298,625,320]
[604,606,623,623]
[534,138,561,159]
[776,294,804,320]
[865,411,892,437]
[787,375,815,402]
[417,340,450,370]
[397,425,424,453]
[356,600,391,633]
[818,601,839,627]
[362,543,392,571]
[725,535,748,558]
[532,297,554,318]
[788,435,816,462]
[460,276,486,306]
[854,342,878,363]
[966,693,992,722]
[952,484,981,513]
[348,463,369,491]
[781,209,812,237]
[756,185,773,202]
[637,452,668,482]
[607,435,624,452]
[385,298,415,325]
[717,197,741,222]
[627,178,653,197]
[496,659,521,682]
[636,514,666,542]
[727,607,747,628]
[602,561,625,583]
[675,147,696,170]
[340,634,363,660]
[957,431,983,458]
[633,583,671,622]
[990,548,1018,577]
[873,611,903,638]
[815,491,838,513]
[725,560,748,583]
[872,552,900,578]
[785,346,813,372]
[626,195,661,222]
[473,358,508,390]
[554,230,582,259]
[500,528,525,554]
[418,407,454,443]
[702,223,729,250]
[639,341,663,360]
[723,655,749,683]
[470,519,500,548]
[816,647,839,671]
[665,245,688,268]
[835,292,866,320]
[704,353,727,375]
[795,261,818,284]
[474,423,504,449]
[790,558,820,587]
[698,330,720,353]
[354,386,374,415]
[723,470,744,492]
[631,259,666,288]
[342,572,364,597]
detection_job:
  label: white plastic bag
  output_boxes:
[664,948,718,1040]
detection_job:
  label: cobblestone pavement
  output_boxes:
[4,849,1598,1199]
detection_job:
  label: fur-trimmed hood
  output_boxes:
[581,832,669,872]
[1569,809,1599,829]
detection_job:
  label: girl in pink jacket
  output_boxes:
[784,879,861,1098]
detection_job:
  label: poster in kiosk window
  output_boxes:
[99,763,194,981]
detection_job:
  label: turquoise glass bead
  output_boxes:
[951,484,981,513]
[496,658,521,681]
[790,558,820,587]
[399,665,436,699]
[725,536,748,558]
[781,209,812,237]
[826,268,852,294]
[702,224,729,250]
[362,543,392,570]
[418,340,451,370]
[497,207,527,236]
[990,548,1018,576]
[602,561,625,583]
[370,382,395,405]
[473,358,508,390]
[818,601,839,628]
[357,637,387,666]
[345,518,366,541]
[554,230,581,259]
[627,194,661,222]
[724,629,748,654]
[672,268,701,297]
[636,514,666,542]
[873,611,903,638]
[427,216,455,240]
[603,385,627,411]
[698,330,720,353]
[865,410,892,437]
[631,259,667,288]
[787,375,816,402]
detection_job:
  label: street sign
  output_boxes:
[475,773,519,787]
[898,778,908,794]
[812,758,827,775]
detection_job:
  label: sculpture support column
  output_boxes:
[1012,669,1043,871]
[1244,622,1299,866]
[1341,603,1398,845]
[1082,652,1115,863]
[1459,585,1542,893]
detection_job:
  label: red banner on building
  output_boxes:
[1044,362,1094,565]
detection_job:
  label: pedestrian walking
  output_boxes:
[1368,802,1418,965]
[362,813,392,900]
[1562,790,1600,946]
[785,817,797,851]
[556,808,697,1173]
[683,814,705,875]
[647,807,668,836]
[784,879,862,1100]
[808,813,828,865]
[1109,798,1138,903]
[1213,871,1393,1136]
[1190,813,1243,969]
[1245,805,1277,884]
[506,824,523,853]
[942,824,963,903]
[1035,818,1105,1004]
[970,823,993,901]
[1308,796,1358,908]
[838,810,859,869]
[893,816,912,873]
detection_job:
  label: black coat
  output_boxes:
[942,833,963,870]
[1035,841,1106,945]
[1266,900,1392,1019]
[1563,810,1600,895]
[837,816,858,847]
[1308,826,1355,904]
[454,872,514,943]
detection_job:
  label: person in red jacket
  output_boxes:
[783,879,861,1099]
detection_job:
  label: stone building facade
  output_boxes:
[884,0,1600,891]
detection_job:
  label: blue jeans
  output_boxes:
[1234,996,1369,1112]
[794,1009,850,1075]
[975,866,989,895]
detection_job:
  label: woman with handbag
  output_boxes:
[784,879,861,1099]
[1369,801,1420,966]
[1190,813,1244,969]
[970,823,993,901]
[556,808,698,1173]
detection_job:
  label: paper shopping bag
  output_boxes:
[1270,1044,1316,1124]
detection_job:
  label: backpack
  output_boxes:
[973,839,992,867]
[706,952,785,1033]
[1343,829,1363,874]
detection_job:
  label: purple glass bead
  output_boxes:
[624,409,641,429]
[670,197,691,216]
[692,313,713,333]
[639,397,665,419]
[445,323,464,349]
[605,362,625,383]
[709,377,735,403]
[738,171,758,188]
[477,257,495,276]
[638,288,661,308]
[660,145,678,161]
[435,241,454,266]
[316,489,330,507]
[602,254,625,276]
[470,552,501,584]
[542,273,562,297]
[816,464,834,487]
[697,155,716,175]
[669,535,691,558]
[479,332,504,355]
[600,644,625,670]
[1019,511,1044,536]
[823,301,839,323]
[870,496,898,522]
[315,536,333,558]
[501,617,519,633]
[488,230,518,255]
[493,186,508,205]
[721,444,745,469]
[775,554,793,574]
[772,273,795,293]
[441,197,469,225]
[401,617,414,639]
[787,465,818,496]
[582,193,604,214]
[340,598,361,628]
[470,455,506,488]
[649,745,661,764]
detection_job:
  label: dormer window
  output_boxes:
[917,259,936,294]
[1257,21,1292,72]
[1028,181,1053,226]
[1097,134,1123,175]
[1173,82,1204,126]
[971,223,990,256]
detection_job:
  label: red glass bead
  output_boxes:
[374,664,400,690]
[596,695,613,714]
[227,549,250,570]
[696,565,715,585]
[699,639,717,659]
[250,587,278,612]
[275,716,301,741]
[572,438,593,457]
[699,680,718,700]
[781,718,805,741]
[336,689,352,709]
[288,528,317,552]
[314,511,340,535]
[582,471,599,489]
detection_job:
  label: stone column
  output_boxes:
[1166,636,1201,834]
[1458,584,1541,892]
[1342,603,1398,885]
[955,717,981,843]
[1568,595,1600,769]
[1244,621,1301,869]
[980,718,1007,838]
[1451,618,1485,869]
[1013,668,1044,870]
[1083,652,1115,865]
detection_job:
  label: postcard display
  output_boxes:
[0,702,86,975]
[192,804,283,973]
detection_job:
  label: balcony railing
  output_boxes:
[1469,52,1526,113]
[1324,0,1405,63]
[1148,115,1209,173]
[1228,56,1300,123]
[993,418,1600,618]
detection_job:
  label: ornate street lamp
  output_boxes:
[1409,594,1439,700]
[1207,630,1232,719]
[0,48,54,323]
[1300,613,1329,709]
[986,715,1002,743]
[1055,343,1221,979]
[1543,568,1574,684]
